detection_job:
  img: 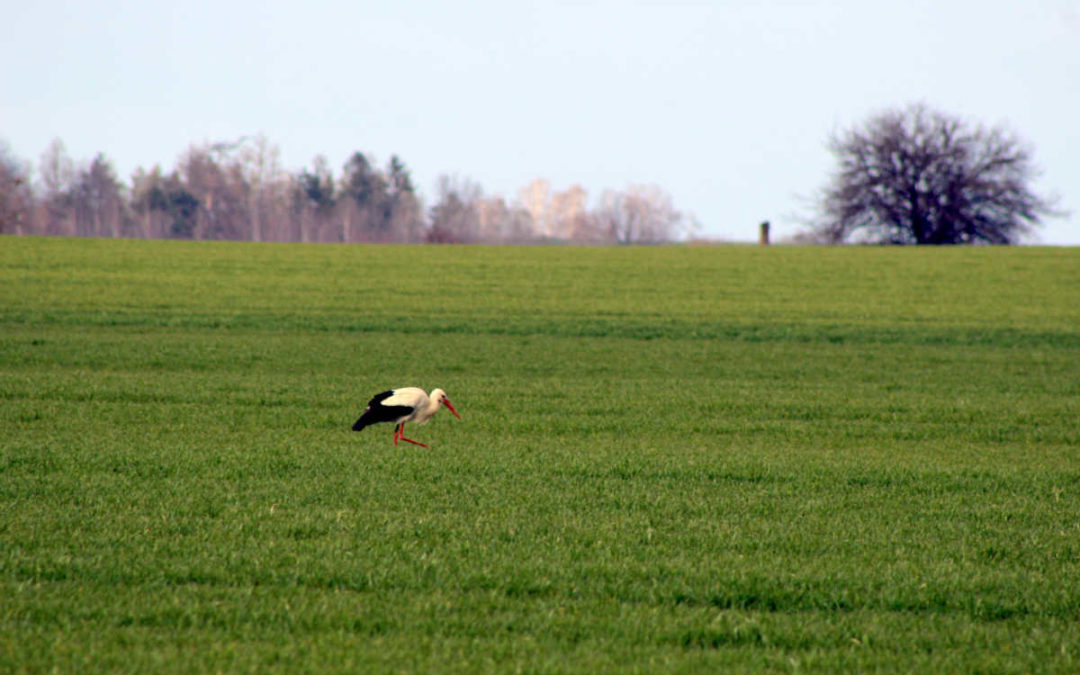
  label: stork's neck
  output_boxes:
[424,395,440,416]
[414,392,441,422]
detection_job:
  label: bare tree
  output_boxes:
[474,195,535,243]
[517,179,553,238]
[0,143,32,234]
[428,174,482,243]
[39,139,75,236]
[813,103,1061,245]
[72,154,125,237]
[595,184,686,244]
[550,184,595,242]
[177,144,251,240]
[235,134,287,242]
[513,180,618,243]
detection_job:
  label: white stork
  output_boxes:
[352,387,461,448]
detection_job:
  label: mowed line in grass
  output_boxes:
[3,236,1079,341]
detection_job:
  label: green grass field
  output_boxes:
[2,236,1079,672]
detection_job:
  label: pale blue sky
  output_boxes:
[3,0,1078,243]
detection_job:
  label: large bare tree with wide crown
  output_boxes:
[813,103,1061,245]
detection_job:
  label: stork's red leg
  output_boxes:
[393,424,402,445]
[396,423,430,449]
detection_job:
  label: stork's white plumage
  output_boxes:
[352,387,460,448]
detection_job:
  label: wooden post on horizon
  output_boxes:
[759,221,770,246]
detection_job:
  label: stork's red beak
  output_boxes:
[442,398,461,419]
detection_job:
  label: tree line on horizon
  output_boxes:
[0,136,691,245]
[1,104,1061,246]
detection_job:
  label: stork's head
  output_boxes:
[431,388,461,419]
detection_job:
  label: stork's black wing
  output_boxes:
[352,390,415,431]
